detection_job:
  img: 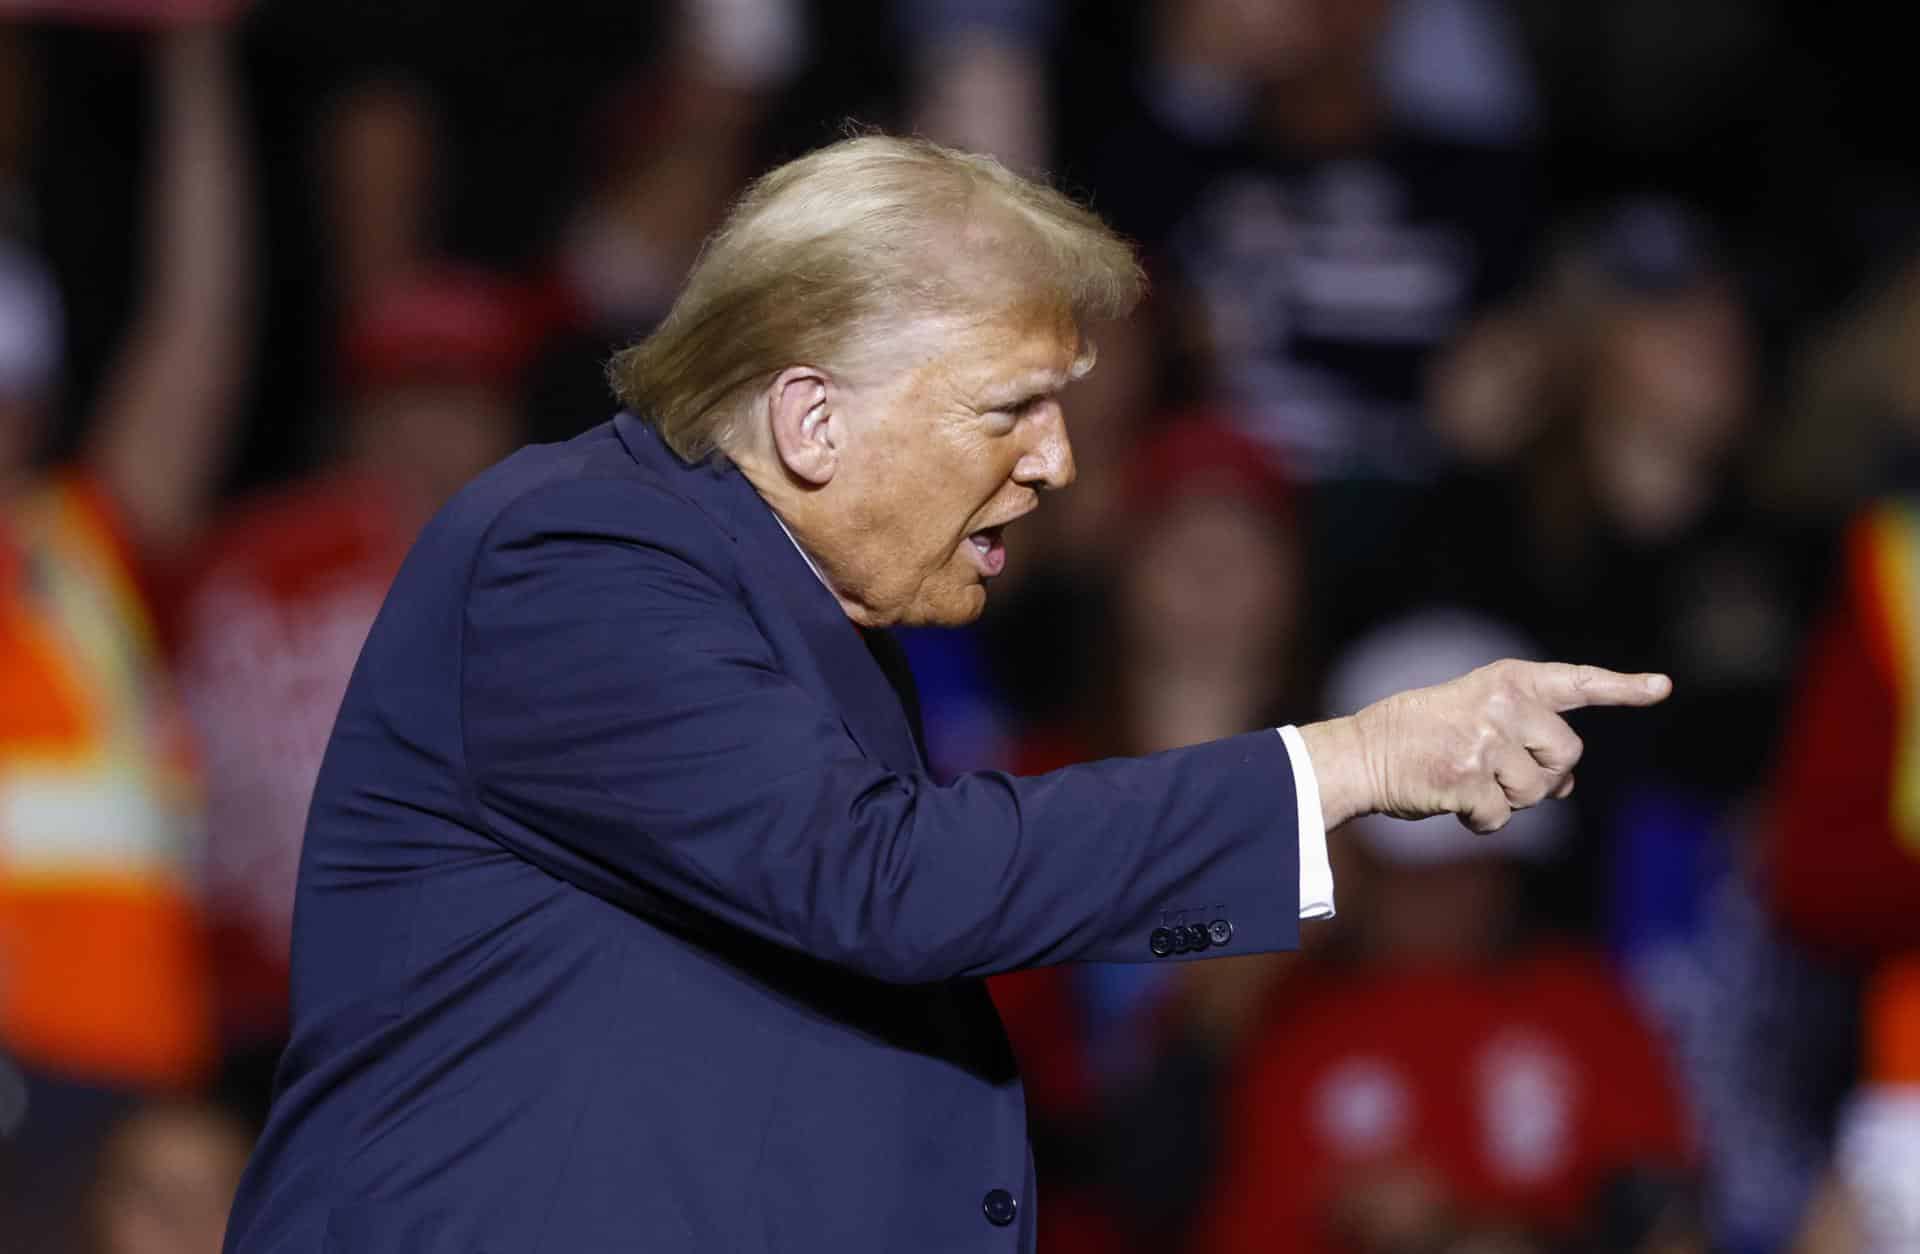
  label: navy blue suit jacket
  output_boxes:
[223,414,1305,1254]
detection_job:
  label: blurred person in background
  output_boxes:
[1761,224,1920,976]
[989,417,1306,1253]
[1375,0,1535,150]
[1412,197,1817,921]
[1010,416,1306,772]
[86,1095,255,1254]
[901,0,1054,175]
[1415,203,1847,1252]
[1760,241,1920,526]
[1766,315,1920,1249]
[1789,957,1920,1254]
[1079,0,1543,650]
[1768,425,1920,964]
[176,267,532,1080]
[314,75,444,312]
[1191,609,1697,1254]
[1034,0,1537,608]
[525,0,795,440]
[0,21,251,1250]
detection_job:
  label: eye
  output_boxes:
[983,393,1049,434]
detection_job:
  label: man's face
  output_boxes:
[800,302,1082,628]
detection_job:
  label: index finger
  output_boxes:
[1520,662,1673,712]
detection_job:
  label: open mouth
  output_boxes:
[966,525,1008,577]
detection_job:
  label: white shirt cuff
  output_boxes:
[1277,725,1335,920]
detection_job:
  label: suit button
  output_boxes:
[982,1188,1018,1227]
[1189,923,1213,951]
[1208,918,1233,947]
[1169,926,1191,954]
[1149,927,1173,957]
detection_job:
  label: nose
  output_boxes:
[1013,401,1075,491]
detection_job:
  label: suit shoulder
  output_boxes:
[432,421,736,574]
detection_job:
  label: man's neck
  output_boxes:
[735,451,872,623]
[767,506,833,592]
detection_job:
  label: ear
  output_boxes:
[766,365,839,487]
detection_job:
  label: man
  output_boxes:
[223,135,1668,1254]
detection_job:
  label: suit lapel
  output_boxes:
[859,628,929,765]
[613,414,925,776]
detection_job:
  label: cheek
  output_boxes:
[854,439,971,539]
[910,470,1002,557]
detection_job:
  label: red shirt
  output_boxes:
[1193,948,1693,1252]
[176,472,411,1042]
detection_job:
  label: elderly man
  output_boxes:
[222,136,1667,1254]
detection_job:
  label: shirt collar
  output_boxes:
[769,509,833,593]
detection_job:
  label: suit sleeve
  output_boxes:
[460,481,1303,983]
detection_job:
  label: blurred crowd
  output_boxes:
[4,1,1920,1251]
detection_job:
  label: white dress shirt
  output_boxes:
[771,514,1336,921]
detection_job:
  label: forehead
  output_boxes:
[921,300,1083,401]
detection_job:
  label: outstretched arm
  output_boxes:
[83,25,252,557]
[461,482,1669,986]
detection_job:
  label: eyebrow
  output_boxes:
[982,369,1073,413]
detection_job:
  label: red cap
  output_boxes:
[1120,414,1296,527]
[341,267,535,396]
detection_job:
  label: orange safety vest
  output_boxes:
[0,472,212,1088]
[1854,502,1920,855]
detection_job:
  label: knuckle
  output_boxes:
[1510,771,1547,808]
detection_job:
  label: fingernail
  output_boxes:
[1646,674,1669,695]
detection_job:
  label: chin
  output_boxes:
[899,583,989,629]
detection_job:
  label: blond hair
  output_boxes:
[607,133,1145,462]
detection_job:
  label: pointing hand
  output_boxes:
[1299,660,1672,833]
